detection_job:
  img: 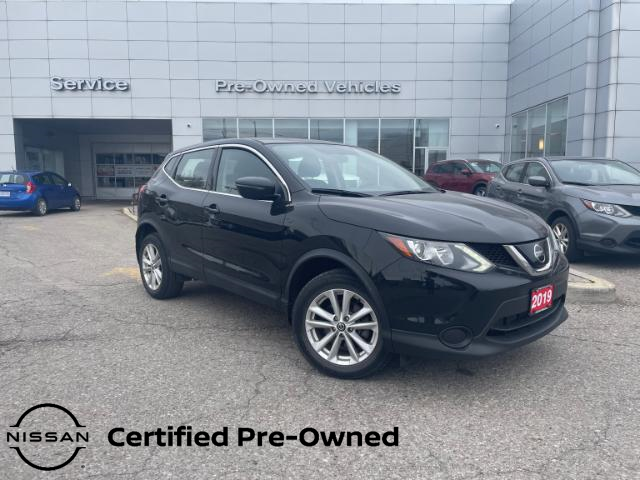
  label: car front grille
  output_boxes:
[622,205,640,217]
[468,243,520,270]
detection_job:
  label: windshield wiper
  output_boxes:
[310,188,372,197]
[379,189,434,196]
[562,181,594,186]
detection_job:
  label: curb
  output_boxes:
[122,207,138,222]
[119,206,616,303]
[567,268,616,304]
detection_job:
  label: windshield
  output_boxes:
[550,159,640,186]
[269,143,435,195]
[469,161,501,174]
[0,173,27,184]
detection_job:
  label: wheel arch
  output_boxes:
[135,221,159,260]
[284,249,388,327]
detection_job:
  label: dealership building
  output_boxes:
[0,0,639,199]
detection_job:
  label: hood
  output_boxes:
[561,184,640,206]
[318,191,548,244]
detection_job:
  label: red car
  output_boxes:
[424,159,502,196]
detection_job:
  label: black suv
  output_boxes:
[136,139,569,378]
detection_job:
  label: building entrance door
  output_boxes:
[94,143,170,200]
[25,147,65,176]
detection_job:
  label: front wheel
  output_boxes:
[551,216,583,261]
[139,233,183,299]
[70,195,81,211]
[473,184,487,196]
[292,269,391,379]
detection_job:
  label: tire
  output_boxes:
[292,269,391,379]
[473,184,488,197]
[32,198,47,216]
[70,195,81,211]
[139,233,183,299]
[551,216,583,262]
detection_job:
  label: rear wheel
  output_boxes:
[32,198,47,216]
[473,184,487,196]
[551,216,583,261]
[139,233,183,299]
[70,195,81,211]
[292,269,391,379]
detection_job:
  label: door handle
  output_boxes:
[205,203,219,214]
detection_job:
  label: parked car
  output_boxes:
[0,171,81,216]
[487,156,640,261]
[136,139,568,379]
[424,159,502,196]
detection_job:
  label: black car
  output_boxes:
[136,139,569,378]
[487,156,640,260]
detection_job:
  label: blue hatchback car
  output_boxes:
[0,171,81,216]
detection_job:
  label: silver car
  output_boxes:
[487,156,640,260]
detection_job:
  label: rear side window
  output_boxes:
[215,148,277,195]
[0,173,27,184]
[34,174,53,185]
[174,150,213,189]
[163,155,180,177]
[504,163,526,182]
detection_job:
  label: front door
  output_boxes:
[519,162,553,218]
[201,146,288,307]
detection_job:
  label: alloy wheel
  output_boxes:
[38,200,47,215]
[141,243,163,290]
[74,197,81,210]
[475,187,487,197]
[305,289,379,366]
[553,223,569,254]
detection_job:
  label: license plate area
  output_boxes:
[530,284,554,315]
[0,191,10,197]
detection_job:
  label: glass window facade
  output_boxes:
[510,97,568,161]
[202,118,450,174]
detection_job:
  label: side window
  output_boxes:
[525,162,550,182]
[431,164,443,174]
[174,150,213,189]
[505,163,526,182]
[35,174,53,185]
[163,155,180,177]
[438,163,454,174]
[215,148,277,195]
[450,162,465,175]
[51,174,67,186]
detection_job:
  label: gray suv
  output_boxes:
[487,156,640,260]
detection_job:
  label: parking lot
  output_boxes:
[1,202,639,479]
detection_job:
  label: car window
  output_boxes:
[550,159,640,186]
[470,161,501,173]
[50,173,67,186]
[525,162,550,182]
[431,164,443,174]
[34,174,53,185]
[163,155,180,177]
[174,150,213,189]
[504,163,526,183]
[0,173,27,184]
[449,162,466,175]
[215,148,277,195]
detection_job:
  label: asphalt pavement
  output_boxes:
[0,202,638,479]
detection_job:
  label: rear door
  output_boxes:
[152,148,216,279]
[33,173,59,206]
[519,161,553,217]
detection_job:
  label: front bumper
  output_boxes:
[576,209,640,255]
[374,254,569,358]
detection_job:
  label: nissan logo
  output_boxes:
[533,243,546,263]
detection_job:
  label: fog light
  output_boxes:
[439,327,472,349]
[600,238,617,248]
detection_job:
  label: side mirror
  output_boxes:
[528,176,550,188]
[460,169,472,176]
[235,176,278,201]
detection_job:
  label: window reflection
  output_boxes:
[345,119,378,152]
[510,97,568,161]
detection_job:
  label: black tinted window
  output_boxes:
[215,148,277,195]
[34,174,53,185]
[504,163,526,182]
[50,174,67,186]
[174,150,213,189]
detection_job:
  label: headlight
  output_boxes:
[382,234,494,273]
[582,199,631,218]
